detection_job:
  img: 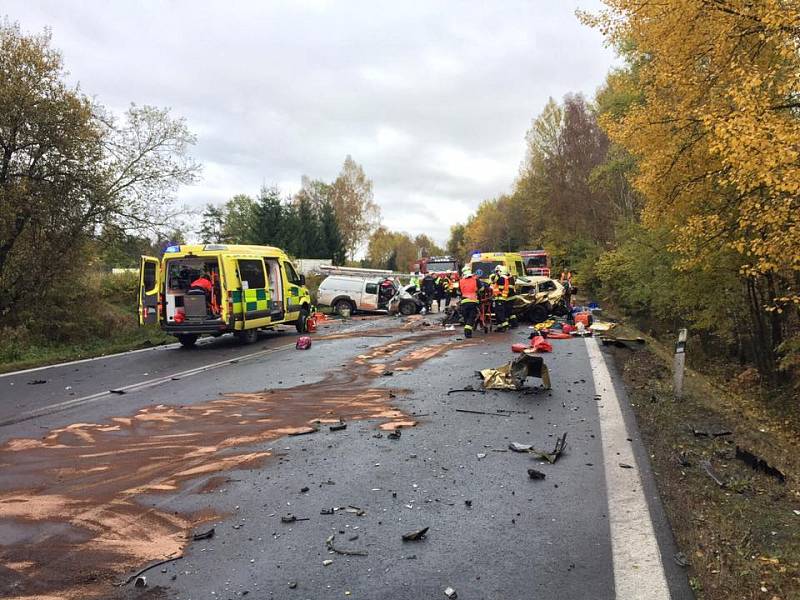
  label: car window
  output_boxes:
[238,259,265,289]
[365,283,378,295]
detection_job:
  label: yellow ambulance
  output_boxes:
[138,244,312,347]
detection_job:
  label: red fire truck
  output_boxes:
[519,249,551,277]
[411,255,460,274]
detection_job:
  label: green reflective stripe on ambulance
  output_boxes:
[243,288,269,314]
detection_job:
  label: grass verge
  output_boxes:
[0,326,175,374]
[606,322,800,599]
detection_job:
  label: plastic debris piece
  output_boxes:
[326,534,368,556]
[618,463,634,469]
[192,527,215,541]
[288,425,319,436]
[402,527,429,541]
[700,460,725,487]
[388,429,402,440]
[444,587,457,598]
[134,576,147,588]
[288,581,297,589]
[27,380,47,385]
[329,422,347,432]
[322,559,333,566]
[528,468,546,480]
[735,446,786,484]
[281,514,310,523]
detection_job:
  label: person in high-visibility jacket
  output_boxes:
[459,266,488,338]
[490,265,514,331]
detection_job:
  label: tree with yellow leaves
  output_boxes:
[582,0,800,380]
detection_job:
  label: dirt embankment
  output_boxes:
[0,327,471,600]
[609,337,800,600]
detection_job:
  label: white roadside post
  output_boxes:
[673,328,688,399]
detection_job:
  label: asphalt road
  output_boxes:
[0,315,693,600]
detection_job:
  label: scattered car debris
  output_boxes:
[701,459,726,487]
[673,552,689,567]
[326,534,368,556]
[382,370,394,376]
[509,433,567,463]
[320,508,335,515]
[345,505,366,516]
[288,426,319,436]
[618,463,634,469]
[192,527,215,541]
[527,468,546,480]
[388,429,402,440]
[27,379,47,385]
[114,556,184,586]
[688,425,733,438]
[480,353,551,390]
[329,422,347,432]
[464,500,472,507]
[402,527,429,541]
[446,386,486,395]
[456,409,510,417]
[598,336,646,349]
[281,514,310,523]
[288,581,298,589]
[134,576,147,588]
[676,452,692,467]
[735,446,786,484]
[109,389,126,395]
[300,486,309,493]
[444,586,458,598]
[322,559,333,566]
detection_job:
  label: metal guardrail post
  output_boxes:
[673,328,687,400]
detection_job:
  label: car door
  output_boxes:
[361,281,379,310]
[138,256,161,326]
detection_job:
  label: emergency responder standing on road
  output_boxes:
[410,272,421,292]
[459,266,487,338]
[490,265,514,331]
[434,273,446,312]
[421,273,436,313]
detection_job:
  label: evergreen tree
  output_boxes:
[252,186,286,247]
[319,200,345,265]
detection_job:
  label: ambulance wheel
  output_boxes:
[236,329,258,344]
[177,334,198,348]
[296,307,309,333]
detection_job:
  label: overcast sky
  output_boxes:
[6,1,617,245]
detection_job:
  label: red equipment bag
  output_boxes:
[511,343,528,353]
[574,312,593,327]
[531,337,553,353]
[296,336,312,350]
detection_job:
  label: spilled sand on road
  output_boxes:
[0,327,471,600]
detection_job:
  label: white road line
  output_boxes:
[0,343,295,427]
[585,337,671,600]
[0,319,382,428]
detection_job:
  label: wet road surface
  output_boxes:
[0,315,693,599]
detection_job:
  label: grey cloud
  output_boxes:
[5,0,616,244]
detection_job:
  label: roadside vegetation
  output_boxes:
[447,1,799,395]
[0,20,378,369]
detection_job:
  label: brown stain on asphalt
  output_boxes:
[0,327,471,600]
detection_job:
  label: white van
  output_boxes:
[317,275,420,316]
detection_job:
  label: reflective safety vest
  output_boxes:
[460,275,479,302]
[410,276,419,288]
[496,275,511,299]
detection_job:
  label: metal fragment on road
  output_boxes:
[618,463,634,469]
[527,468,546,480]
[281,514,310,523]
[326,534,368,556]
[388,429,402,439]
[329,422,347,432]
[401,527,429,541]
[444,587,457,598]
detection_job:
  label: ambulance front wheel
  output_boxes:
[177,334,198,348]
[296,307,309,333]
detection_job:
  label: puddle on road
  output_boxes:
[0,328,471,600]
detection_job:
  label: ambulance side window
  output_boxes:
[238,260,266,289]
[284,262,301,285]
[515,261,524,276]
[143,262,157,291]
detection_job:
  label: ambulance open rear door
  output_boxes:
[138,256,161,326]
